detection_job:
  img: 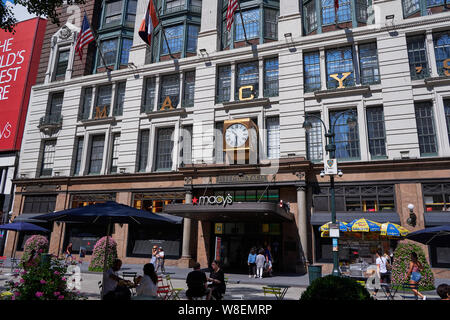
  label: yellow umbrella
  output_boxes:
[380,222,409,237]
[346,218,381,232]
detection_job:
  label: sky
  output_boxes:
[3,0,38,22]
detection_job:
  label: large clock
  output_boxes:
[225,123,249,148]
[223,118,258,163]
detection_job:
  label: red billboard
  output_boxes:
[0,18,46,152]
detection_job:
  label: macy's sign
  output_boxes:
[0,122,12,140]
[192,194,233,207]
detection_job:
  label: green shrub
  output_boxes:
[88,236,118,272]
[391,242,434,291]
[300,275,372,300]
[20,235,49,265]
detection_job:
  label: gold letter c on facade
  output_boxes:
[239,85,254,101]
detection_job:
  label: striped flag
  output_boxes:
[75,14,95,60]
[139,0,159,46]
[226,0,239,32]
[334,0,339,15]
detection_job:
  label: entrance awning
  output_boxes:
[310,212,401,225]
[163,202,294,222]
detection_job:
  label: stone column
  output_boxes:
[180,190,194,267]
[296,185,308,274]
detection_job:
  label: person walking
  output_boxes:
[150,245,158,266]
[255,249,266,279]
[265,245,273,277]
[65,242,73,264]
[247,248,257,278]
[372,250,391,298]
[406,252,426,300]
[156,247,165,274]
[135,263,158,297]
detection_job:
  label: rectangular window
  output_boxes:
[433,31,450,77]
[182,71,195,108]
[445,99,450,144]
[88,135,105,174]
[120,38,133,65]
[79,88,92,121]
[326,46,355,89]
[23,195,57,214]
[159,74,180,110]
[235,61,259,100]
[216,65,231,103]
[303,0,318,34]
[113,82,126,116]
[138,130,149,172]
[99,38,118,67]
[366,107,386,158]
[322,0,352,25]
[214,122,224,164]
[55,50,69,78]
[93,85,112,118]
[40,140,56,177]
[306,113,323,161]
[73,137,84,176]
[415,101,438,156]
[165,0,186,13]
[422,183,450,212]
[109,133,120,173]
[264,58,279,97]
[403,0,421,17]
[427,0,445,6]
[187,25,199,53]
[356,0,369,23]
[407,35,429,80]
[180,125,192,165]
[142,78,156,113]
[359,42,380,85]
[304,51,321,92]
[48,92,64,118]
[266,117,280,159]
[330,109,360,160]
[162,25,184,55]
[222,17,231,49]
[155,128,174,171]
[125,0,137,27]
[235,8,260,41]
[104,0,123,27]
[264,8,278,39]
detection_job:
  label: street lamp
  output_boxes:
[303,110,357,277]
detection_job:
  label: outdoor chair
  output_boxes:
[122,272,137,295]
[165,275,183,300]
[98,281,103,295]
[400,283,420,300]
[157,285,172,300]
[0,256,6,273]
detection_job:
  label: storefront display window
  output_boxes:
[422,183,450,211]
[211,188,280,203]
[70,193,115,208]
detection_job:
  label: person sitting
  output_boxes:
[103,259,131,300]
[134,263,158,297]
[186,262,208,300]
[436,283,450,300]
[206,260,226,300]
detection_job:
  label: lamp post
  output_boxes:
[303,111,357,277]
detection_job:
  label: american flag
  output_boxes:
[75,14,95,60]
[226,0,239,32]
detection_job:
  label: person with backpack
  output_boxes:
[372,250,391,298]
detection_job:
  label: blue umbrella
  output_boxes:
[406,225,450,247]
[35,201,178,298]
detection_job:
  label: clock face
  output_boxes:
[225,123,249,148]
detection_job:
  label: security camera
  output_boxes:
[320,170,325,178]
[338,170,343,177]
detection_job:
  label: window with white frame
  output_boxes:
[366,106,386,158]
[113,82,126,116]
[433,31,450,77]
[109,133,121,174]
[154,128,174,171]
[216,65,231,103]
[137,129,150,172]
[79,87,93,121]
[266,117,280,159]
[330,109,360,160]
[159,74,180,110]
[55,49,69,79]
[142,78,156,113]
[182,71,195,108]
[180,125,193,165]
[93,85,113,118]
[415,101,438,156]
[88,135,105,174]
[40,140,56,177]
[359,42,380,85]
[73,137,84,176]
[326,46,355,89]
[264,58,279,97]
[407,35,429,80]
[304,51,321,92]
[306,113,323,161]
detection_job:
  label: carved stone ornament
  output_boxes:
[59,26,72,40]
[184,177,193,185]
[295,171,306,181]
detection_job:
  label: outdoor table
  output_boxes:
[380,283,398,300]
[265,285,290,300]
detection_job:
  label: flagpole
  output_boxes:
[83,9,111,71]
[236,0,251,45]
[154,5,175,59]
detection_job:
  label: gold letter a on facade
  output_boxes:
[161,96,174,110]
[330,72,352,89]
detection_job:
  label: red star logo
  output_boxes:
[192,197,198,205]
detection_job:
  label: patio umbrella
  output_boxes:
[406,225,450,247]
[380,222,410,238]
[346,218,381,232]
[35,201,178,298]
[319,221,348,237]
[0,222,49,262]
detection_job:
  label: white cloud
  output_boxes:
[6,2,38,22]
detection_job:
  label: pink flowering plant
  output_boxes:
[20,235,49,265]
[5,255,86,300]
[88,236,118,272]
[391,242,435,291]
